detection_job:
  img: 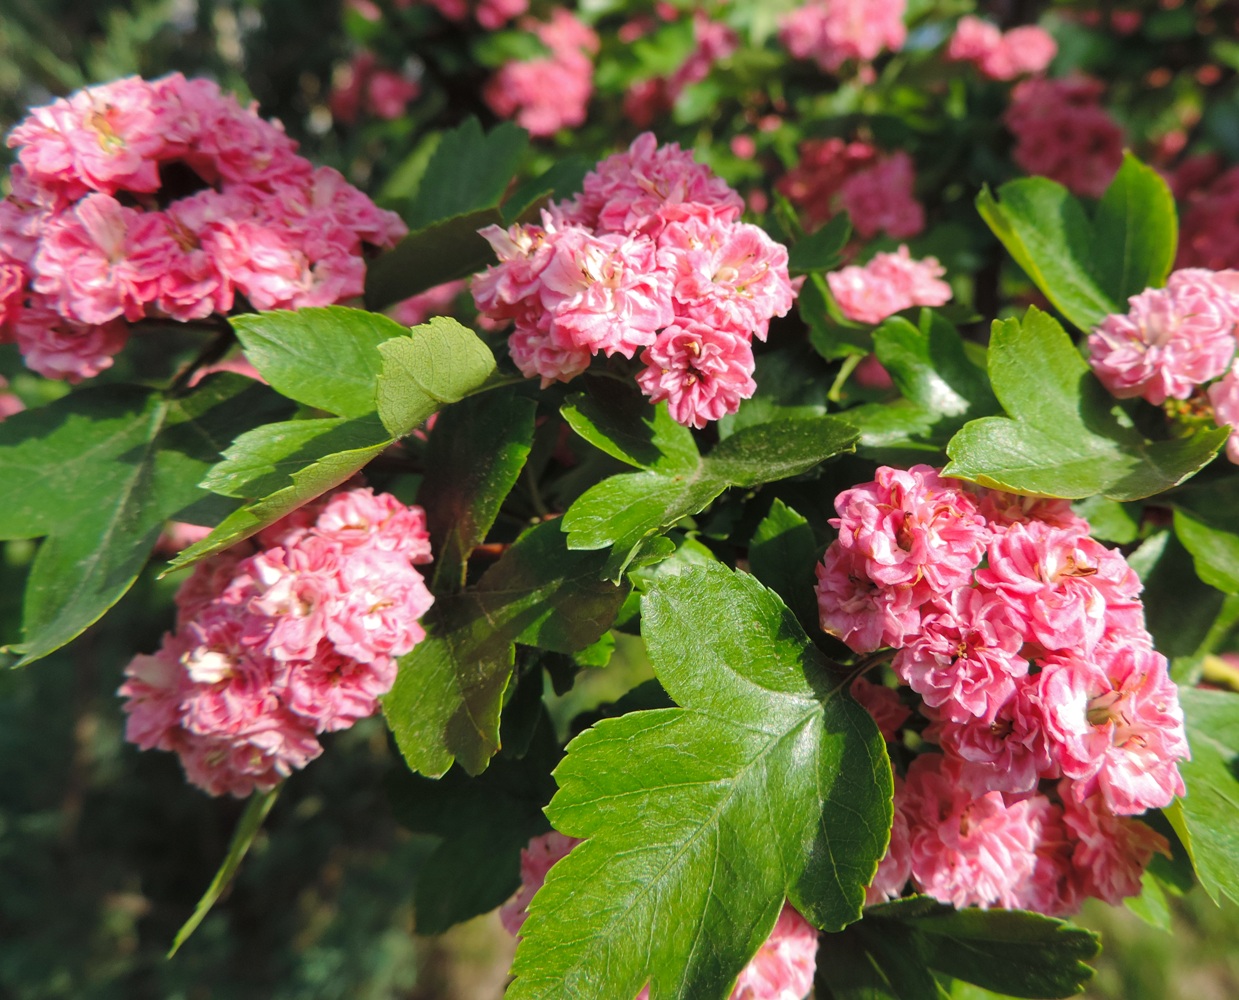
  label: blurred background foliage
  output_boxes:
[3,0,1239,997]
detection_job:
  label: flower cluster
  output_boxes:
[473,132,795,428]
[1004,76,1124,197]
[947,16,1057,81]
[1088,268,1239,406]
[1178,163,1239,273]
[420,0,527,30]
[779,0,907,74]
[501,832,818,1000]
[623,12,739,128]
[484,8,599,137]
[777,139,924,238]
[0,74,406,381]
[119,488,434,797]
[816,465,1189,914]
[329,53,420,124]
[827,245,952,325]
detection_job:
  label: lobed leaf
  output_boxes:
[507,562,892,1000]
[943,307,1227,500]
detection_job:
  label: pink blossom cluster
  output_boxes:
[779,0,907,74]
[1178,164,1239,273]
[816,465,1189,914]
[0,74,406,381]
[1088,268,1239,406]
[119,488,434,797]
[777,139,924,239]
[473,132,795,428]
[484,8,599,137]
[501,832,818,1000]
[827,245,952,325]
[1004,76,1124,198]
[329,53,420,124]
[946,16,1057,81]
[624,12,739,128]
[419,0,528,29]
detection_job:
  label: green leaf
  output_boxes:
[561,384,698,472]
[175,318,502,572]
[563,417,859,580]
[383,521,628,777]
[364,120,529,309]
[816,921,946,1000]
[508,562,891,1000]
[1168,687,1239,906]
[976,156,1178,332]
[861,902,1100,999]
[1174,508,1239,594]
[872,311,999,443]
[1092,153,1179,303]
[376,317,499,438]
[943,307,1227,500]
[0,376,288,664]
[977,182,1116,332]
[748,500,820,632]
[386,709,559,934]
[789,213,853,273]
[166,414,392,570]
[231,307,408,418]
[418,389,536,591]
[167,787,279,957]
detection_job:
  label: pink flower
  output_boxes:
[7,75,166,198]
[728,904,817,1000]
[1005,76,1124,198]
[636,319,756,428]
[1060,784,1169,904]
[893,587,1028,724]
[776,137,877,231]
[570,132,744,236]
[838,152,924,240]
[927,673,1052,794]
[33,193,172,325]
[1010,795,1080,917]
[866,774,912,904]
[327,549,434,662]
[902,754,1039,909]
[850,675,911,742]
[830,464,988,594]
[827,247,952,325]
[509,312,594,387]
[975,519,1142,656]
[779,0,907,73]
[948,18,1056,81]
[499,830,581,935]
[484,56,594,137]
[1088,275,1237,405]
[314,487,433,562]
[1179,166,1239,271]
[13,303,128,381]
[660,217,794,341]
[814,543,923,653]
[538,228,674,358]
[1209,360,1239,463]
[1037,645,1188,815]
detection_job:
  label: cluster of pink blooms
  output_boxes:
[1177,163,1239,273]
[779,0,906,74]
[0,74,406,381]
[1004,76,1124,198]
[777,139,924,239]
[1087,268,1239,463]
[419,0,527,30]
[329,53,420,124]
[472,132,795,428]
[501,832,818,1000]
[827,245,952,325]
[624,12,739,128]
[816,465,1189,914]
[484,8,599,137]
[119,487,434,797]
[946,16,1057,81]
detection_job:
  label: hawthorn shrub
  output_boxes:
[3,1,1239,998]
